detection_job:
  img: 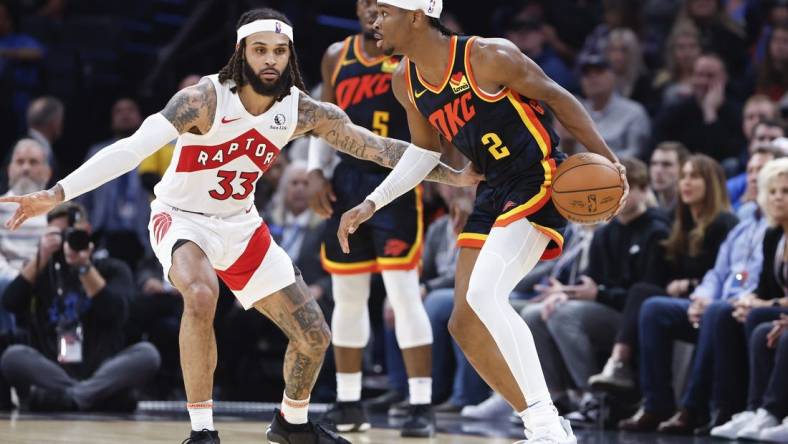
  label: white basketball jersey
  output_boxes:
[154,74,300,215]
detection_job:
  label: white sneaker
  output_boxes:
[760,417,788,443]
[514,417,577,444]
[738,408,779,440]
[460,393,513,420]
[711,411,756,439]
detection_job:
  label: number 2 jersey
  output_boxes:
[154,74,300,215]
[405,35,564,190]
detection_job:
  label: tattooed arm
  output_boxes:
[0,80,217,230]
[293,93,479,187]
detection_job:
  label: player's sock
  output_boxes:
[187,399,214,431]
[519,399,565,436]
[281,392,310,425]
[408,377,432,405]
[336,372,362,402]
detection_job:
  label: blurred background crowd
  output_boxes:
[1,0,788,440]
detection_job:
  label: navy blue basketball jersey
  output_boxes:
[405,35,562,189]
[331,35,410,172]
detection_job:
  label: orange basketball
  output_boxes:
[551,153,623,224]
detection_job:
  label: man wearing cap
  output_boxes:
[579,52,651,160]
[0,7,480,444]
[337,1,629,443]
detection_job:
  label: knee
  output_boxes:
[296,321,331,356]
[448,304,475,344]
[639,297,671,326]
[0,344,30,375]
[132,342,162,374]
[181,281,218,322]
[751,323,772,349]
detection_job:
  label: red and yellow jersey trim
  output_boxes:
[456,232,487,249]
[354,35,388,67]
[404,57,417,108]
[414,35,458,94]
[464,36,509,102]
[330,36,353,87]
[531,222,564,260]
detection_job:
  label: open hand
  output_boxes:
[0,186,63,230]
[608,162,629,221]
[337,200,375,254]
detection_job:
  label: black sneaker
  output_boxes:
[181,429,219,443]
[27,385,78,412]
[388,399,410,417]
[364,389,405,413]
[400,404,436,438]
[267,409,351,443]
[320,401,370,432]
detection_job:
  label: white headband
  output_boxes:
[377,0,442,18]
[236,19,294,44]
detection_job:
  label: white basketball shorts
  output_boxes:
[148,199,296,309]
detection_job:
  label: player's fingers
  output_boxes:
[7,209,27,231]
[318,193,333,217]
[328,188,336,202]
[0,195,22,204]
[337,223,350,254]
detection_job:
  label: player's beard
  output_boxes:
[243,58,291,98]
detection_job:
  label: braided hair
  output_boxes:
[218,8,306,102]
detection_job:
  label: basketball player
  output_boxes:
[307,0,437,437]
[0,8,479,444]
[337,1,629,443]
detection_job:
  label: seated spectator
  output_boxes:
[729,143,783,213]
[80,98,150,271]
[23,96,62,184]
[0,202,160,412]
[673,0,748,77]
[742,95,779,147]
[756,22,788,102]
[591,154,738,401]
[710,158,788,440]
[0,138,51,409]
[605,28,658,115]
[715,314,787,441]
[652,22,702,110]
[505,16,578,93]
[654,54,746,166]
[579,53,651,160]
[624,160,771,435]
[649,141,690,213]
[521,158,670,422]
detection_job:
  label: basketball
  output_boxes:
[551,153,624,224]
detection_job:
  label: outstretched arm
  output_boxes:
[293,93,479,187]
[1,79,217,230]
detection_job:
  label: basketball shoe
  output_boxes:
[320,401,370,432]
[267,409,351,443]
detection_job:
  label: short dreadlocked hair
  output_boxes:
[218,8,306,101]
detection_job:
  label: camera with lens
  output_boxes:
[64,227,91,251]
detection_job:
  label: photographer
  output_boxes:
[0,202,159,411]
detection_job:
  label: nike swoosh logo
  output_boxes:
[414,89,428,99]
[341,58,358,66]
[221,116,241,124]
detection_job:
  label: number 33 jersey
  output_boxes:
[154,74,300,215]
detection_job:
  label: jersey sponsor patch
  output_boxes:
[449,71,470,94]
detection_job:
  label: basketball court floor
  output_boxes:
[0,402,721,443]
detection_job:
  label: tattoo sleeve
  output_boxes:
[161,80,216,134]
[294,94,462,185]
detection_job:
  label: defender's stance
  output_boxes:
[309,0,437,437]
[1,8,477,444]
[338,1,628,443]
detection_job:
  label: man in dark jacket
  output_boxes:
[0,202,159,411]
[521,157,670,401]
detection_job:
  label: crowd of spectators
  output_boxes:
[2,0,788,441]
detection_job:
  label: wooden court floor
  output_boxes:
[0,419,514,443]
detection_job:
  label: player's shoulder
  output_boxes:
[322,37,352,66]
[162,76,217,134]
[467,36,522,65]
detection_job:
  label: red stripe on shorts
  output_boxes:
[215,223,272,291]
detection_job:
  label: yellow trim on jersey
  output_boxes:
[457,232,487,242]
[464,36,510,103]
[330,36,353,86]
[376,185,424,269]
[404,57,418,108]
[354,35,387,67]
[414,35,458,94]
[320,244,379,274]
